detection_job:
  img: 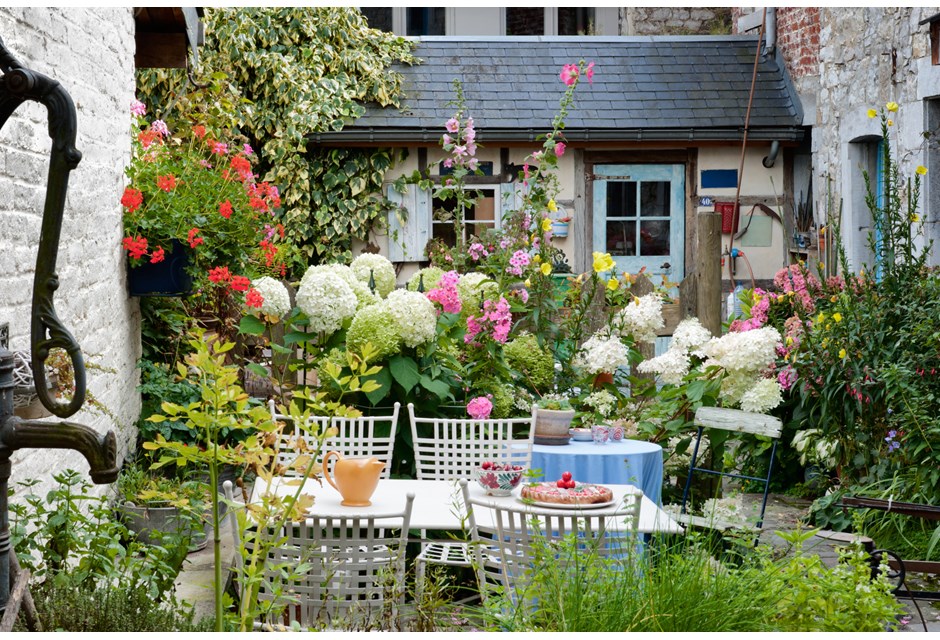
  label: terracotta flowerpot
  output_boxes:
[593,372,614,388]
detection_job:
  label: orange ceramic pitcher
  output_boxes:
[321,451,385,507]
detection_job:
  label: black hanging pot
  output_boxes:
[127,239,193,297]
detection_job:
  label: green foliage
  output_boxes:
[136,7,415,271]
[10,470,188,600]
[136,357,202,447]
[18,581,212,632]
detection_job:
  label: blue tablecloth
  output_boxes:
[530,439,663,506]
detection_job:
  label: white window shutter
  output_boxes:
[500,182,527,219]
[386,184,431,262]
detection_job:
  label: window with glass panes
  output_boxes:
[604,180,672,258]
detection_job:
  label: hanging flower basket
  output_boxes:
[127,239,193,297]
[551,221,569,238]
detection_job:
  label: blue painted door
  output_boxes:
[592,164,685,282]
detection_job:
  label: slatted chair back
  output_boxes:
[269,401,400,479]
[459,479,642,604]
[257,493,414,630]
[679,406,783,531]
[407,403,535,480]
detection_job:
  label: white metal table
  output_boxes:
[252,477,683,535]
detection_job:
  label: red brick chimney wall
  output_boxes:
[732,7,820,79]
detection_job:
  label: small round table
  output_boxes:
[530,439,664,505]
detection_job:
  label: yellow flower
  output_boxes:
[887,119,894,127]
[839,348,847,359]
[816,312,826,324]
[532,254,541,263]
[822,338,829,348]
[886,101,899,112]
[916,165,928,176]
[911,214,921,223]
[830,295,838,303]
[785,336,794,347]
[547,199,558,213]
[832,312,842,323]
[524,278,532,287]
[607,278,619,291]
[592,251,615,273]
[826,323,832,330]
[867,108,877,118]
[541,217,552,232]
[540,262,551,276]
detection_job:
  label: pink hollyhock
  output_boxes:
[467,395,493,420]
[586,61,595,83]
[555,141,566,157]
[445,117,460,133]
[560,63,579,86]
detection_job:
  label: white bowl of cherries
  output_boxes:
[474,461,526,496]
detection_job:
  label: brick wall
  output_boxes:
[776,8,820,80]
[0,7,140,496]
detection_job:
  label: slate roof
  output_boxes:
[311,36,804,145]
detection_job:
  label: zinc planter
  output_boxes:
[127,239,193,297]
[533,407,575,446]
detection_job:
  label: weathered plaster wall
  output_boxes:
[623,7,732,36]
[0,7,140,496]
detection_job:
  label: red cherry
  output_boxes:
[556,479,566,488]
[565,480,576,489]
[561,471,572,482]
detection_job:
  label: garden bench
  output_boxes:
[842,495,940,601]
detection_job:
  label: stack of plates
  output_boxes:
[569,428,593,442]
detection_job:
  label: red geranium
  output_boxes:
[245,288,264,308]
[230,275,251,292]
[122,235,148,260]
[150,246,165,264]
[208,266,231,284]
[121,187,144,212]
[156,174,177,192]
[218,200,233,219]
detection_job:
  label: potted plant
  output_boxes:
[551,215,572,238]
[120,99,285,297]
[533,393,575,445]
[116,463,214,552]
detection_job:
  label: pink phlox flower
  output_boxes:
[506,249,531,276]
[151,120,169,136]
[469,242,489,261]
[465,315,483,344]
[523,213,533,230]
[560,63,579,86]
[555,141,566,157]
[467,395,493,420]
[586,61,595,83]
[212,141,229,155]
[499,238,511,250]
[130,99,146,116]
[445,117,460,133]
[243,143,254,155]
[490,297,512,343]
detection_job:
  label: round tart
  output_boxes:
[521,481,613,505]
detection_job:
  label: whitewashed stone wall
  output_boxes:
[623,7,732,36]
[812,7,940,270]
[0,7,140,496]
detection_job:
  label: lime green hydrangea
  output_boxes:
[406,266,445,292]
[457,272,498,312]
[385,289,437,347]
[305,263,378,311]
[346,303,402,362]
[504,333,555,392]
[351,253,397,298]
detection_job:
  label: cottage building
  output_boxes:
[313,35,805,288]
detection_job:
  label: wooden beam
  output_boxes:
[695,211,722,337]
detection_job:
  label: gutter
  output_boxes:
[308,126,805,145]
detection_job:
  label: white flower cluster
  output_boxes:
[637,348,690,385]
[250,276,291,319]
[384,289,437,347]
[663,434,710,475]
[699,494,758,530]
[308,263,378,311]
[670,317,712,355]
[739,378,783,413]
[583,389,617,418]
[616,294,664,343]
[295,267,358,334]
[574,333,630,375]
[351,253,397,298]
[701,326,781,374]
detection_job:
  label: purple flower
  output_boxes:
[130,99,146,116]
[243,143,254,155]
[150,120,169,136]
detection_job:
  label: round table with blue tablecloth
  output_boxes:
[530,439,663,506]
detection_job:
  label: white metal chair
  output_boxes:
[269,400,400,479]
[254,493,415,630]
[676,406,783,532]
[459,478,643,608]
[407,403,536,601]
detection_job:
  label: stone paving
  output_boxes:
[175,492,940,631]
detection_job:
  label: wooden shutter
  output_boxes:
[386,184,431,262]
[500,182,526,222]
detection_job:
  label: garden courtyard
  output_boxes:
[2,6,940,633]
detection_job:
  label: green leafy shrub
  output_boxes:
[504,333,555,392]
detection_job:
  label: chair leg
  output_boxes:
[415,557,426,604]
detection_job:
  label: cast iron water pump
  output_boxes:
[0,36,119,619]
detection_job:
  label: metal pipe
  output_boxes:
[766,7,777,54]
[762,140,781,168]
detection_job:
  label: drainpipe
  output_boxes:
[766,7,777,54]
[762,140,781,168]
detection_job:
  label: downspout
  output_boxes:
[766,7,777,54]
[762,140,781,168]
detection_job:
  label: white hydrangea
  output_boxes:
[739,377,783,413]
[350,253,397,298]
[671,317,712,355]
[700,494,758,530]
[637,348,690,385]
[573,333,630,375]
[250,276,291,319]
[384,289,437,348]
[616,294,665,343]
[583,390,617,418]
[295,268,357,335]
[718,370,755,407]
[701,326,781,374]
[308,263,378,311]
